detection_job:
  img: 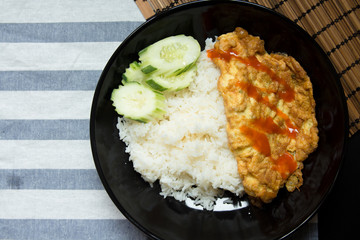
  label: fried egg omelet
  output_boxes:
[208,27,319,205]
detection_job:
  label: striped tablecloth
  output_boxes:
[0,0,318,239]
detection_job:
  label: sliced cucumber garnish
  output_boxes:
[112,35,200,123]
[122,61,145,84]
[111,82,166,123]
[145,65,197,92]
[139,35,200,77]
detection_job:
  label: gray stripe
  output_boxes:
[0,219,148,240]
[0,22,143,42]
[0,70,101,91]
[0,120,89,140]
[1,169,103,190]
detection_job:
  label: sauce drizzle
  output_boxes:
[272,152,298,179]
[240,123,297,179]
[208,48,299,178]
[239,125,271,157]
[207,48,295,102]
[235,81,299,138]
[250,117,289,136]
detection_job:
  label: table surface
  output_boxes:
[1,0,357,239]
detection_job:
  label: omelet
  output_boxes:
[208,27,319,204]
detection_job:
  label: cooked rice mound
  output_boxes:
[117,39,244,210]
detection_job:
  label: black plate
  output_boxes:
[318,131,359,239]
[90,1,348,239]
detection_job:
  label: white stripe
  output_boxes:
[0,140,94,169]
[0,190,125,219]
[0,42,121,71]
[0,0,143,23]
[0,91,93,120]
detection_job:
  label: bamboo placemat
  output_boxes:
[135,0,360,135]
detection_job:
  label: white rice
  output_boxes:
[117,39,244,210]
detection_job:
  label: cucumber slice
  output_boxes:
[141,65,157,74]
[145,65,197,92]
[139,35,200,76]
[122,61,145,84]
[111,82,166,123]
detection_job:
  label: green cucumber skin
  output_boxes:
[138,46,148,56]
[145,79,169,92]
[173,62,196,76]
[141,65,158,74]
[131,61,141,68]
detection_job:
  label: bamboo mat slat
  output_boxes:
[134,0,360,135]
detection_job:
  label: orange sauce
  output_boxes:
[207,49,295,101]
[251,117,288,136]
[208,48,299,179]
[239,124,297,179]
[235,81,298,138]
[244,56,295,102]
[272,152,297,179]
[239,125,271,157]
